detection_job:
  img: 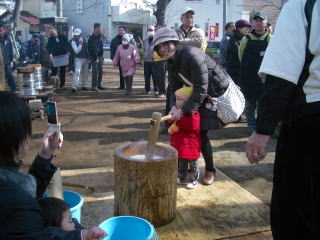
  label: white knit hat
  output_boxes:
[122,33,133,42]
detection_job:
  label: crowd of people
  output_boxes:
[1,0,320,239]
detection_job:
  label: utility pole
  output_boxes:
[223,0,226,31]
[12,0,23,32]
[57,0,63,17]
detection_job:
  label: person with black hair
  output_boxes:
[39,197,77,231]
[0,23,16,92]
[110,25,136,90]
[88,23,105,91]
[220,22,235,68]
[46,27,69,89]
[0,91,107,240]
[20,33,40,65]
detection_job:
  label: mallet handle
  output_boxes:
[161,115,172,122]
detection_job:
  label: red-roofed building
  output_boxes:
[0,10,39,42]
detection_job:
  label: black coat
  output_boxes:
[168,45,229,130]
[46,34,69,57]
[88,34,103,61]
[0,155,83,240]
[226,31,242,85]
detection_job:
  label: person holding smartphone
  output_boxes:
[0,91,107,240]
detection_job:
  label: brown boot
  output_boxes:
[203,171,215,185]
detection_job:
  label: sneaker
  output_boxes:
[118,87,125,90]
[92,87,99,91]
[81,87,88,91]
[143,91,151,95]
[186,180,198,189]
[97,86,106,90]
[71,88,76,93]
[156,94,165,98]
[154,91,159,95]
[60,85,67,90]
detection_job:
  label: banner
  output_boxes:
[209,26,217,41]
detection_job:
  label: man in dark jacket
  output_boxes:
[220,22,235,68]
[246,0,320,238]
[0,23,16,92]
[20,33,40,65]
[239,12,272,134]
[110,25,136,89]
[88,23,105,91]
[46,27,69,89]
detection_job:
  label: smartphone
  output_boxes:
[46,101,58,125]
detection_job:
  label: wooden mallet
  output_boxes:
[146,113,172,160]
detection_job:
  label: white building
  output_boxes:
[165,0,244,41]
[63,0,156,42]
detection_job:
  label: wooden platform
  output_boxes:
[60,167,271,240]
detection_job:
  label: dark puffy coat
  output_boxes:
[168,45,229,130]
[0,155,83,240]
[226,31,243,85]
[46,34,69,57]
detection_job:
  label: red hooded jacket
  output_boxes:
[168,111,201,159]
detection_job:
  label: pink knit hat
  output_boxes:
[153,27,180,48]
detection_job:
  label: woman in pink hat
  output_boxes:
[153,27,230,185]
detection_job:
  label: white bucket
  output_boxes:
[51,54,69,67]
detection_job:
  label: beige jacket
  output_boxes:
[0,48,5,91]
[175,26,205,49]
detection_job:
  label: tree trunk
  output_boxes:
[12,0,23,32]
[114,141,178,227]
[281,0,287,6]
[154,0,171,26]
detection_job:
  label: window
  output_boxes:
[216,0,220,4]
[76,0,83,14]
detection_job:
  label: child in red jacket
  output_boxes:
[167,87,201,189]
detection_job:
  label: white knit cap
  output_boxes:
[122,33,133,42]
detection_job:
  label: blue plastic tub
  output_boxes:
[99,216,158,240]
[43,190,84,223]
[63,190,84,223]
